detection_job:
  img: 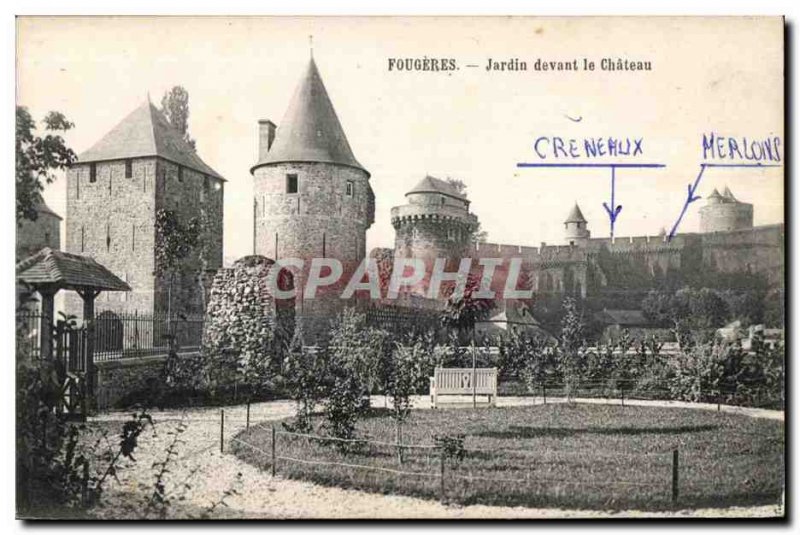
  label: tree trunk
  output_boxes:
[396,419,403,465]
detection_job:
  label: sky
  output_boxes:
[16,16,784,262]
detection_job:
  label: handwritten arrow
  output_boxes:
[667,164,706,241]
[602,166,623,238]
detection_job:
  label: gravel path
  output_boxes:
[87,396,784,519]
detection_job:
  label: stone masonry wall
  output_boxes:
[65,158,158,318]
[253,161,370,264]
[202,255,295,366]
[700,202,754,233]
[394,218,472,266]
[253,161,370,340]
[94,355,168,410]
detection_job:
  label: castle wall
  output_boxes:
[700,224,784,285]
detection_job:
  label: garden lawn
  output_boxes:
[231,403,784,511]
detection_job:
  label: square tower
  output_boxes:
[65,101,225,319]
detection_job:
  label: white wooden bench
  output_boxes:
[429,367,498,408]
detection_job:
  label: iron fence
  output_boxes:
[16,311,205,363]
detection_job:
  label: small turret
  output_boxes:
[707,188,724,205]
[391,175,478,263]
[564,203,590,246]
[700,186,753,233]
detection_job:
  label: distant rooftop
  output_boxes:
[76,101,224,180]
[406,175,467,200]
[34,198,62,221]
[564,203,587,224]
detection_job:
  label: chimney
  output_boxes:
[258,119,276,161]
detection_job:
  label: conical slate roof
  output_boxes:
[252,58,367,175]
[77,101,224,180]
[564,203,587,224]
[406,175,467,200]
[722,186,738,202]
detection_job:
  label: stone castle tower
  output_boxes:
[65,101,225,319]
[700,186,754,233]
[564,203,590,246]
[391,175,478,267]
[251,56,375,334]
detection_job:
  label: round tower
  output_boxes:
[251,57,374,337]
[564,203,590,246]
[699,186,753,233]
[391,175,478,267]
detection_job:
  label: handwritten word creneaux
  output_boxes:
[262,257,532,301]
[533,136,644,160]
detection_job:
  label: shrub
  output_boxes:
[322,371,369,452]
[327,308,389,405]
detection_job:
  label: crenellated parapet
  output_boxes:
[390,203,478,229]
[588,234,687,256]
[468,241,590,267]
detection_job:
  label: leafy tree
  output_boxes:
[668,342,728,403]
[642,287,729,348]
[441,272,495,337]
[160,86,196,150]
[16,106,76,224]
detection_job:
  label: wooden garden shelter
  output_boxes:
[16,248,130,414]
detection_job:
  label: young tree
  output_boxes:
[323,309,388,444]
[557,297,586,399]
[282,328,327,433]
[154,209,200,318]
[327,308,388,405]
[160,86,196,150]
[386,341,426,463]
[515,333,556,399]
[16,107,76,224]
